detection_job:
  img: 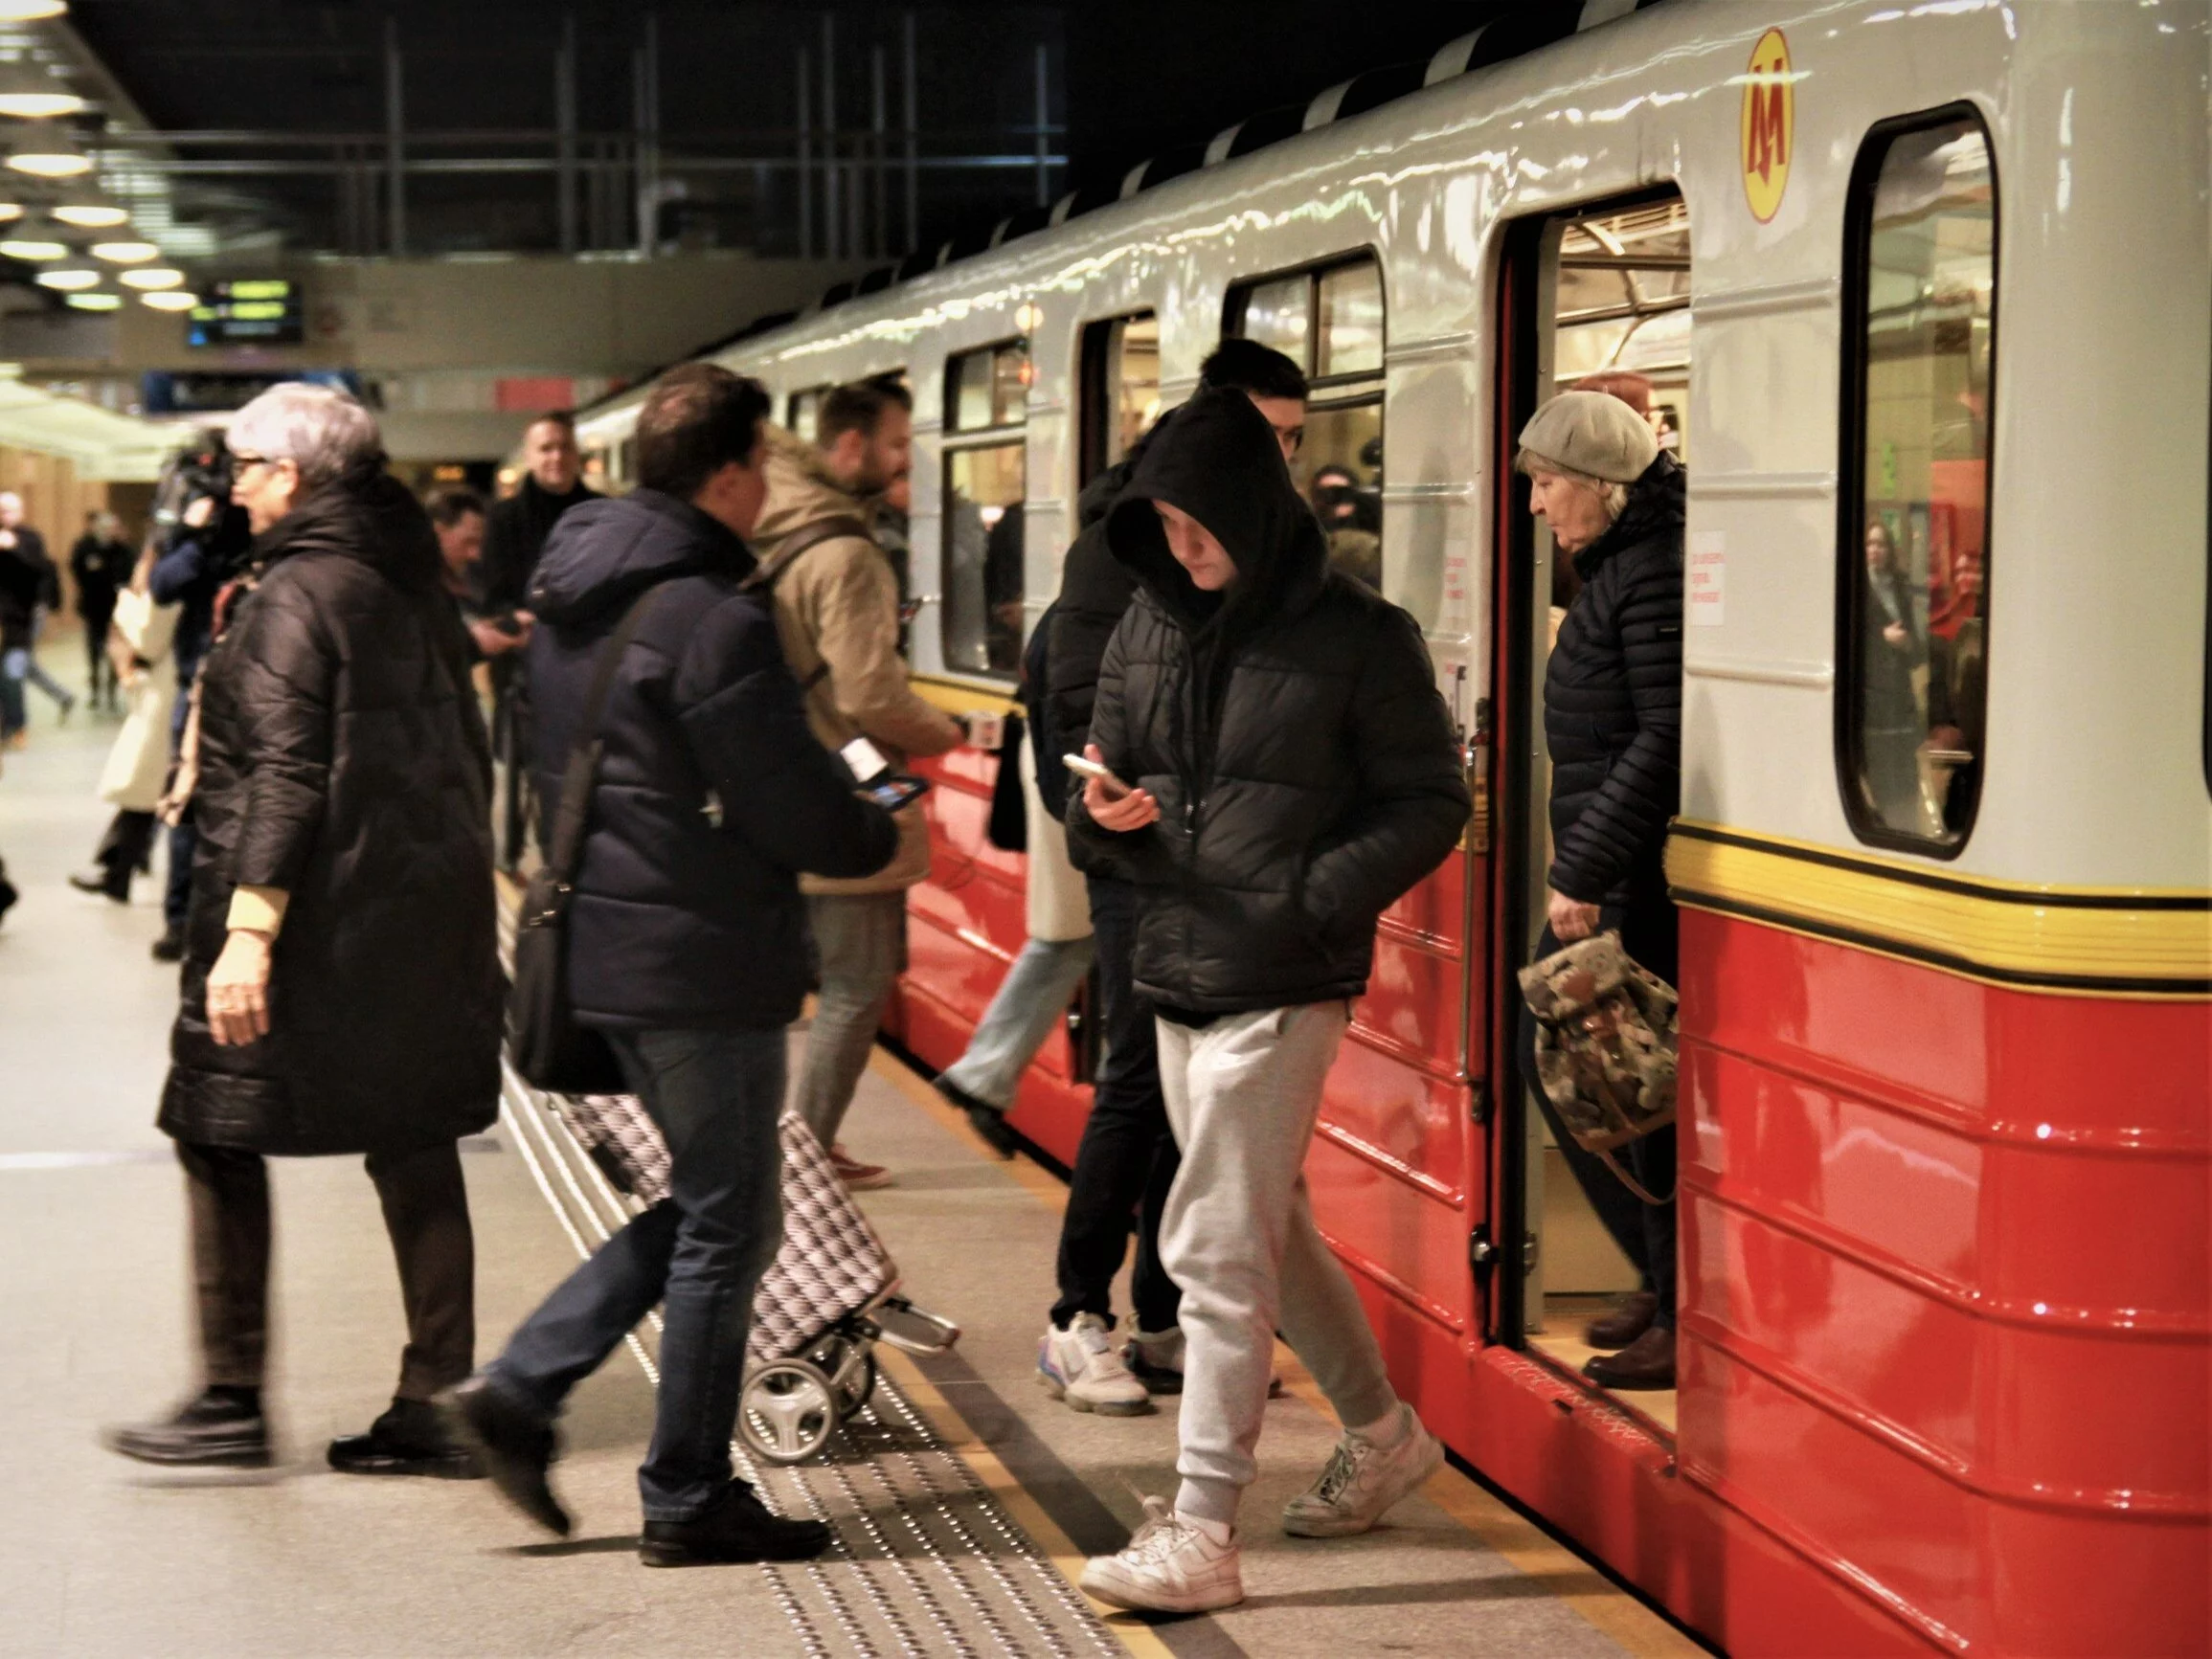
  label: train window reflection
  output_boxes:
[1228,256,1388,595]
[943,340,1030,678]
[1317,261,1384,378]
[1079,311,1160,482]
[786,386,827,443]
[1841,112,1995,849]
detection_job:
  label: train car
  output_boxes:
[570,4,2211,1651]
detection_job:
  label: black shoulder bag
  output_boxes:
[506,585,664,1095]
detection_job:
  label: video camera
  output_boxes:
[150,430,253,576]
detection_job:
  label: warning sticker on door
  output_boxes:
[1688,531,1726,626]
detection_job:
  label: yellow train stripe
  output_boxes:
[1666,821,2212,996]
[911,673,1022,719]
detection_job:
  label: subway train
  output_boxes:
[554,3,2210,1652]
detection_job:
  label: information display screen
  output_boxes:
[188,280,305,347]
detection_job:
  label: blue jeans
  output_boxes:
[488,1026,787,1521]
[938,932,1095,1110]
[0,646,24,735]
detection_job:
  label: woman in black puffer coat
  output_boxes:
[1518,390,1684,1392]
[109,383,501,1479]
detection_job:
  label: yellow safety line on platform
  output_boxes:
[869,1048,1701,1658]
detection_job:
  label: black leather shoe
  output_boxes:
[442,1375,568,1535]
[1583,1324,1676,1391]
[150,926,185,963]
[640,1480,834,1566]
[1585,1291,1659,1352]
[329,1397,484,1479]
[103,1388,271,1468]
[935,1077,1019,1159]
[70,866,130,903]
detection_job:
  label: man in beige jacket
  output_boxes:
[753,378,963,1187]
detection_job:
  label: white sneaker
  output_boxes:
[1281,1403,1443,1537]
[1038,1314,1154,1416]
[1080,1495,1244,1614]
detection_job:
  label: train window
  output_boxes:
[1078,311,1161,482]
[1840,111,1996,850]
[786,386,827,443]
[942,340,1030,676]
[1228,256,1387,593]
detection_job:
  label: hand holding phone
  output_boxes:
[1070,744,1160,832]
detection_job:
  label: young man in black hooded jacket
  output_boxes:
[1068,386,1470,1613]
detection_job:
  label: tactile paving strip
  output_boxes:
[492,900,1125,1657]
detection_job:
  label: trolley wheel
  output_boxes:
[738,1358,839,1465]
[834,1351,878,1418]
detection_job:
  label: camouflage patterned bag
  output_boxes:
[1517,931,1678,1205]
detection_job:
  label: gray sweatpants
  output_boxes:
[1156,1001,1401,1527]
[793,891,908,1149]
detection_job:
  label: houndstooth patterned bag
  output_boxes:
[555,1094,895,1364]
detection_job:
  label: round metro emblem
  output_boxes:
[1739,28,1794,224]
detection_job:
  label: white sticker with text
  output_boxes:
[1688,530,1726,626]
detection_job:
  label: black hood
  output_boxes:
[1572,453,1685,580]
[253,463,441,593]
[1074,401,1179,531]
[1104,383,1326,637]
[528,487,755,631]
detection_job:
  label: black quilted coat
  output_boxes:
[1039,435,1147,827]
[159,467,502,1155]
[1069,387,1469,1015]
[1544,455,1685,909]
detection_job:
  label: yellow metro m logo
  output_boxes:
[1739,28,1794,224]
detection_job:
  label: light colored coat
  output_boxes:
[752,425,964,894]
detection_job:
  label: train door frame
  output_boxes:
[1486,182,1692,1428]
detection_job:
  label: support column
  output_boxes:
[821,13,840,263]
[1032,40,1050,209]
[797,46,812,259]
[902,10,918,253]
[556,11,578,254]
[384,15,405,255]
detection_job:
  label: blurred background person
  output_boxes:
[1859,519,1925,829]
[0,491,73,738]
[104,382,501,1477]
[478,412,598,871]
[71,509,132,714]
[428,484,532,662]
[70,538,179,905]
[1309,463,1380,589]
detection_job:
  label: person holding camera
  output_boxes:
[446,365,897,1566]
[103,383,502,1478]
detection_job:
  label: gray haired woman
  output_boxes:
[1517,388,1684,1391]
[105,383,502,1475]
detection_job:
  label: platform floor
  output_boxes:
[0,648,1701,1657]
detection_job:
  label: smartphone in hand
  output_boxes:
[1062,752,1130,800]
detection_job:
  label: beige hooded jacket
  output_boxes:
[752,425,963,894]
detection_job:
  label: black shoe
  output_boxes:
[0,875,17,926]
[1585,1291,1659,1352]
[441,1375,568,1536]
[640,1479,834,1566]
[150,926,185,963]
[1583,1324,1676,1391]
[329,1396,484,1479]
[70,866,130,904]
[935,1077,1019,1159]
[103,1387,271,1468]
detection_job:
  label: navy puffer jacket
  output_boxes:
[1544,455,1684,908]
[526,489,897,1031]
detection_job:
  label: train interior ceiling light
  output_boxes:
[0,56,84,119]
[6,122,88,176]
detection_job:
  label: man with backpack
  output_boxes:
[751,376,966,1189]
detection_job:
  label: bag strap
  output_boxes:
[739,514,869,597]
[1596,1146,1677,1206]
[542,583,666,885]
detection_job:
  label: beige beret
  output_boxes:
[1518,390,1659,484]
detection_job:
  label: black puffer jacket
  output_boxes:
[526,488,897,1031]
[1039,438,1147,827]
[159,469,502,1156]
[1545,455,1684,908]
[1069,387,1469,1014]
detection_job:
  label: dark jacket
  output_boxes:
[151,504,251,685]
[158,468,503,1156]
[1544,455,1684,909]
[480,476,598,617]
[0,530,39,650]
[71,532,131,622]
[1040,437,1150,826]
[1069,387,1470,1015]
[525,488,898,1031]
